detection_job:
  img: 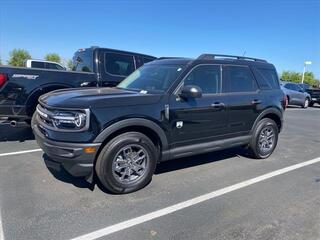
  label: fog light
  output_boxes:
[84,147,96,153]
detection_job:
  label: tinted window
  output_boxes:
[184,65,221,94]
[224,66,257,92]
[105,53,135,76]
[32,61,45,68]
[46,63,64,70]
[293,84,301,91]
[285,83,295,90]
[143,57,155,64]
[73,50,93,72]
[253,67,279,89]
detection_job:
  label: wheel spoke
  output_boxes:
[112,144,148,184]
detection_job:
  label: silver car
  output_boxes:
[280,81,311,108]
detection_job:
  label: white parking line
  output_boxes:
[0,208,4,240]
[71,157,320,240]
[0,149,42,157]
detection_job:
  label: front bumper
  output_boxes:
[32,123,101,177]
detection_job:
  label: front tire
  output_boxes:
[302,98,309,108]
[249,118,278,159]
[95,132,157,194]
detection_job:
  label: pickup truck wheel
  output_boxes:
[249,118,278,159]
[95,132,157,194]
[302,98,309,108]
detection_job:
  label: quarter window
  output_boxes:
[253,68,279,89]
[224,66,257,93]
[183,65,221,94]
[143,57,155,64]
[105,53,135,76]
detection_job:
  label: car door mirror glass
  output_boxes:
[180,85,202,99]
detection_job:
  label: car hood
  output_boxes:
[39,87,163,109]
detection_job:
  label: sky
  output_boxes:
[0,0,319,77]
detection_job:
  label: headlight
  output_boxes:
[36,105,90,132]
[53,111,87,130]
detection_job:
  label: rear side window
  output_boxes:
[143,57,155,64]
[223,66,257,93]
[73,50,93,72]
[32,61,45,68]
[252,67,279,89]
[105,52,135,76]
[184,65,221,94]
[289,84,300,91]
[46,63,64,70]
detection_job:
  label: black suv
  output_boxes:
[32,54,285,194]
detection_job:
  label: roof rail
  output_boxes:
[197,54,267,63]
[157,57,187,60]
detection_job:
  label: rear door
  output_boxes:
[223,65,262,135]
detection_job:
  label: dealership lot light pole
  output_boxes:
[301,61,312,83]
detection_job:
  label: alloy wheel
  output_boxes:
[112,144,149,184]
[258,126,275,154]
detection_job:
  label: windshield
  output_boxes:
[117,64,185,93]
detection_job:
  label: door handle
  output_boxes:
[211,102,225,108]
[252,99,262,105]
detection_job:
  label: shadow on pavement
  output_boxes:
[155,146,246,175]
[43,146,247,194]
[0,122,34,142]
[43,154,94,190]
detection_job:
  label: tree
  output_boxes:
[8,49,31,67]
[66,59,73,70]
[0,58,2,65]
[44,53,61,63]
[280,70,319,87]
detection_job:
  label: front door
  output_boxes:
[168,64,228,148]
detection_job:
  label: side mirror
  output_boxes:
[180,85,202,99]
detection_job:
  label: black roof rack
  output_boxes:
[157,57,188,60]
[197,54,267,63]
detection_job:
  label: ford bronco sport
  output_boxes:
[32,54,285,194]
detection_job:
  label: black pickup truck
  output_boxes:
[299,83,320,106]
[0,47,156,123]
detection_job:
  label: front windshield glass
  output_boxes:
[117,64,185,93]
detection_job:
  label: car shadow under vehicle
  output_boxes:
[0,122,34,142]
[43,146,248,194]
[43,154,95,190]
[155,146,247,175]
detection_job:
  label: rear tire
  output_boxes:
[248,118,278,159]
[95,132,157,194]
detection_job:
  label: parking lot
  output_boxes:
[0,107,319,240]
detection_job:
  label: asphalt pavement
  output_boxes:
[0,107,319,240]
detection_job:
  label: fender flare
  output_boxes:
[25,84,73,115]
[250,108,283,133]
[93,118,169,150]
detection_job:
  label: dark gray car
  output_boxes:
[280,81,311,108]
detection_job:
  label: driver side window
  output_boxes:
[183,65,221,94]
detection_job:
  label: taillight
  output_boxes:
[0,73,7,88]
[282,95,288,110]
